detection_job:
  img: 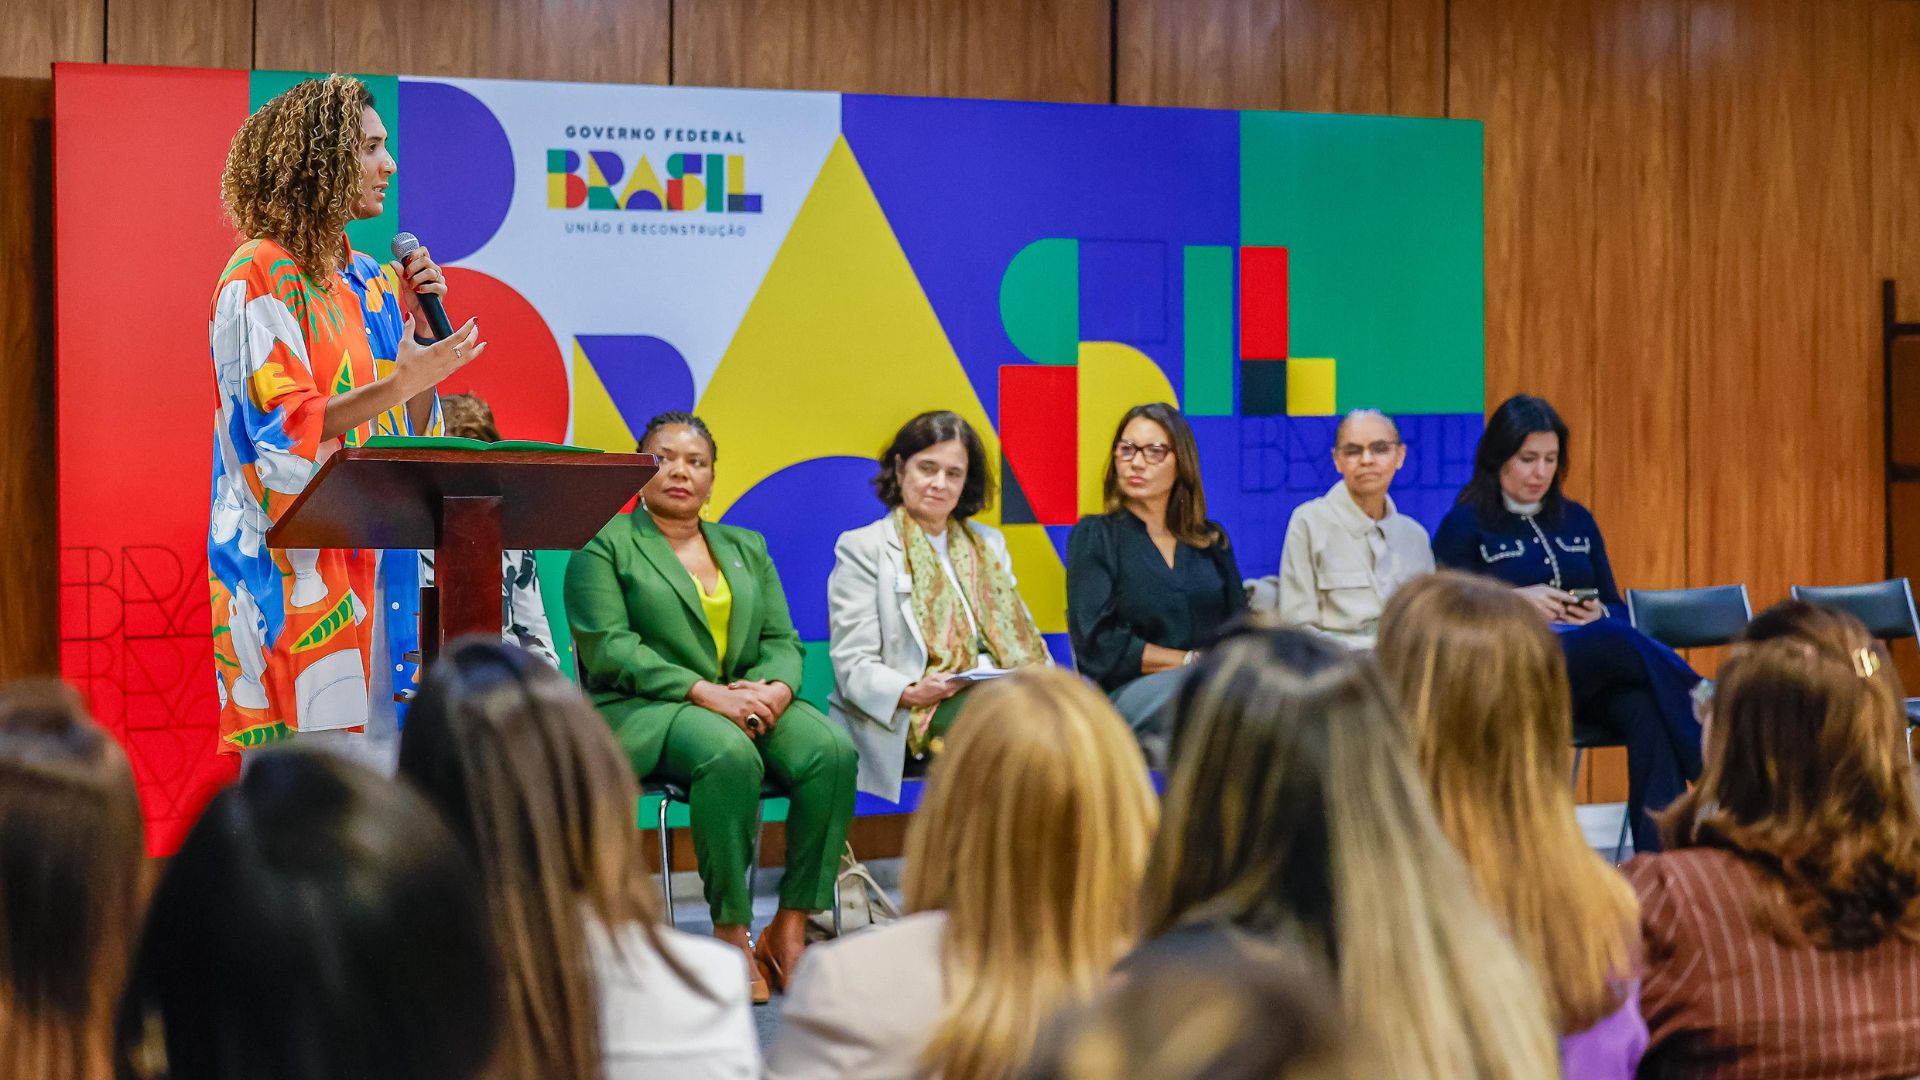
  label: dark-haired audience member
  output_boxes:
[0,682,143,1080]
[766,669,1157,1080]
[566,411,856,1002]
[1432,394,1701,853]
[1378,573,1645,1079]
[116,750,500,1080]
[1626,602,1920,1079]
[434,392,559,666]
[1021,936,1347,1080]
[827,409,1050,800]
[399,638,756,1080]
[1067,403,1245,751]
[1136,625,1558,1080]
[1273,408,1433,648]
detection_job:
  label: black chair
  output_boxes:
[1570,717,1635,864]
[1626,584,1753,650]
[1789,578,1920,727]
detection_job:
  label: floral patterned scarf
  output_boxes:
[893,506,1047,753]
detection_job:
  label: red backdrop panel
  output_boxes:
[1239,245,1289,360]
[55,64,249,854]
[436,267,570,442]
[998,364,1078,525]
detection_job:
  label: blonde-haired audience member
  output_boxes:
[1020,936,1347,1080]
[765,668,1158,1080]
[398,638,756,1080]
[0,682,144,1080]
[1627,601,1920,1079]
[1137,625,1559,1080]
[1377,572,1644,1079]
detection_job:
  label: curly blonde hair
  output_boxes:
[221,74,374,284]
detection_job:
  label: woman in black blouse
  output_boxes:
[1067,403,1245,756]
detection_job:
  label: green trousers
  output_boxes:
[652,700,857,927]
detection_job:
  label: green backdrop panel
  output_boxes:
[1240,111,1483,414]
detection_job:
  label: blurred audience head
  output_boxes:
[1377,572,1640,1033]
[0,682,142,1080]
[116,749,498,1080]
[440,393,501,443]
[1020,937,1347,1080]
[1142,624,1558,1080]
[904,668,1158,1080]
[1659,600,1920,949]
[399,637,680,1080]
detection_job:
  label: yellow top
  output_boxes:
[694,566,733,667]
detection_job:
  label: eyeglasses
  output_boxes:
[1114,441,1172,465]
[1335,440,1401,460]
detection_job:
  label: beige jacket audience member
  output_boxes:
[766,669,1157,1080]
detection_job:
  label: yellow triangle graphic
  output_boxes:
[570,340,637,451]
[697,136,1068,624]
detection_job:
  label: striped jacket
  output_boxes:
[1628,847,1920,1079]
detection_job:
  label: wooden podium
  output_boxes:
[266,446,656,661]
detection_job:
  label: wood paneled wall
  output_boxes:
[675,0,1108,101]
[2,0,102,684]
[1115,0,1445,115]
[5,2,1920,799]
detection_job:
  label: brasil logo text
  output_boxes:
[548,150,762,212]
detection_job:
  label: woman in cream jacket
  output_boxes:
[826,411,1049,800]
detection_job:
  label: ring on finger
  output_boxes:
[453,346,463,359]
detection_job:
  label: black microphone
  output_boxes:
[390,232,454,340]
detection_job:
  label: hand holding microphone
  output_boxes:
[387,231,481,396]
[391,232,454,340]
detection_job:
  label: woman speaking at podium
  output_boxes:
[207,75,481,761]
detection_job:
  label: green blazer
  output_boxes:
[564,509,810,778]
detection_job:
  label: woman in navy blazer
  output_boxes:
[1433,395,1702,854]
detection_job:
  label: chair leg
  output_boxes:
[1571,746,1584,790]
[657,797,675,929]
[1613,808,1631,865]
[746,800,766,916]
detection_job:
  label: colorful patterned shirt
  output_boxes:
[208,237,441,751]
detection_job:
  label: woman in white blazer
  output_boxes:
[826,411,1050,800]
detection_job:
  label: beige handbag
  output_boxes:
[806,842,902,942]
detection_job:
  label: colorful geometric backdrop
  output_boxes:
[54,64,1484,852]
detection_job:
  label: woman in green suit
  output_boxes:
[566,411,857,1002]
